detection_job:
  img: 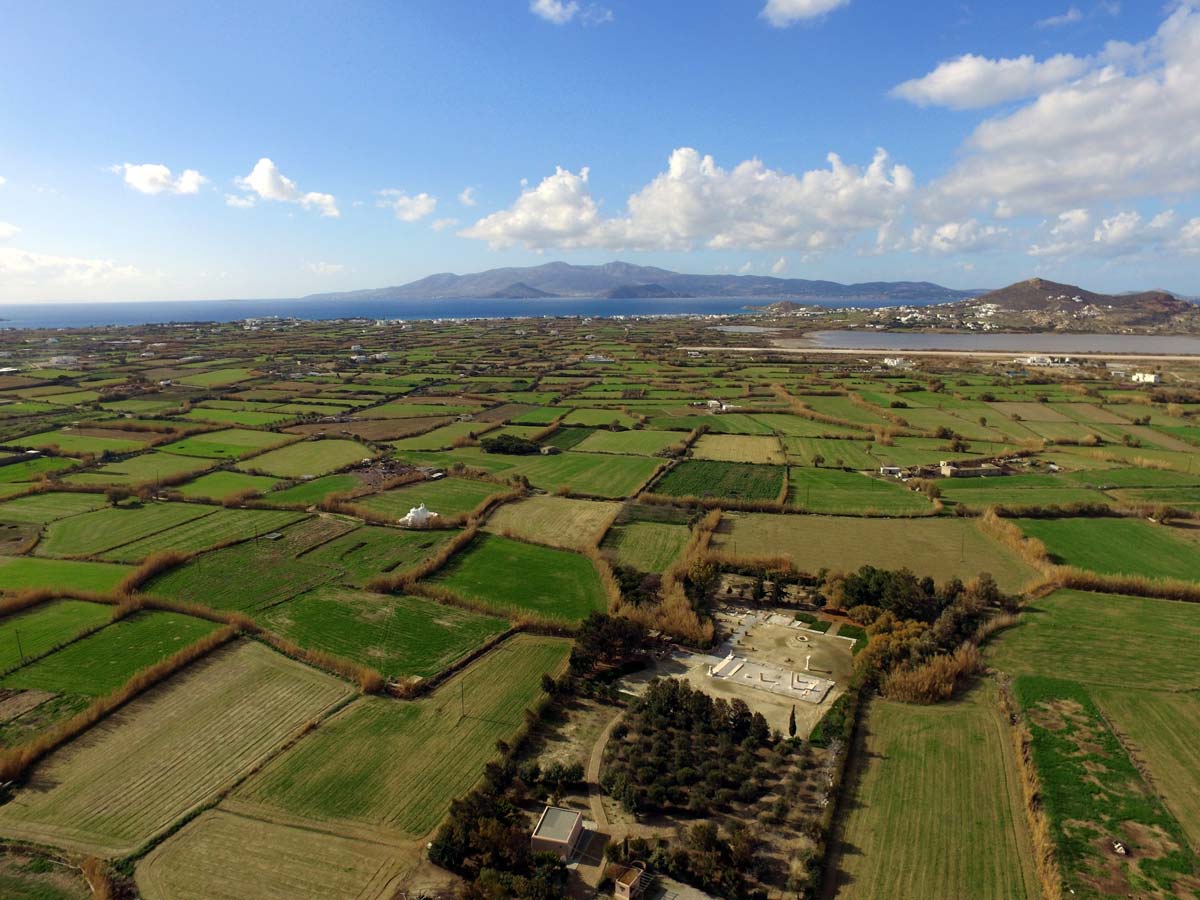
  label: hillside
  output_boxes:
[957,278,1193,328]
[969,278,1189,314]
[302,260,980,305]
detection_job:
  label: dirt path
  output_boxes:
[586,708,623,829]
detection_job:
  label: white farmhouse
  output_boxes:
[398,503,439,528]
[1131,372,1162,384]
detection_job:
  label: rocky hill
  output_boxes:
[960,278,1193,327]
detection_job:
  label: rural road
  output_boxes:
[679,344,1200,362]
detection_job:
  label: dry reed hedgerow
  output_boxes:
[879,643,983,703]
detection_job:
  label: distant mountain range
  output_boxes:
[303,260,983,306]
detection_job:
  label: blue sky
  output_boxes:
[1,0,1199,301]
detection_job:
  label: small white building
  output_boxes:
[398,503,439,528]
[1132,372,1162,384]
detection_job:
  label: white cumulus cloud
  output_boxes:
[0,222,20,240]
[910,219,1009,254]
[378,190,437,222]
[771,257,789,274]
[529,0,610,25]
[531,0,578,23]
[891,53,1089,110]
[233,158,339,217]
[462,147,913,253]
[0,247,143,289]
[1036,7,1083,28]
[225,194,256,209]
[761,0,851,28]
[112,163,206,195]
[1030,208,1178,258]
[304,261,345,275]
[458,186,478,207]
[924,5,1200,218]
[1177,217,1200,254]
[432,217,460,231]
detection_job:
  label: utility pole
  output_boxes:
[15,629,24,665]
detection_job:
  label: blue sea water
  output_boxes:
[0,296,764,330]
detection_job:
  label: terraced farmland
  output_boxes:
[428,533,607,623]
[3,611,220,696]
[483,495,618,550]
[0,557,133,593]
[261,587,508,678]
[713,513,1036,591]
[239,439,371,478]
[652,459,785,502]
[0,641,352,856]
[0,599,112,672]
[232,634,570,838]
[834,685,1037,900]
[137,810,411,900]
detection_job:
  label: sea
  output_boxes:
[0,296,765,330]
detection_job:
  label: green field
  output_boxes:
[513,451,660,498]
[35,503,214,558]
[937,480,1110,511]
[9,430,148,455]
[429,533,606,622]
[0,457,76,483]
[786,467,932,515]
[145,517,356,611]
[239,439,370,478]
[987,589,1200,693]
[354,477,505,520]
[61,450,216,487]
[174,470,281,501]
[389,421,493,451]
[299,524,456,585]
[1013,676,1199,898]
[261,587,507,678]
[0,492,108,524]
[0,600,112,672]
[136,809,410,900]
[483,495,618,550]
[1093,689,1200,849]
[572,429,679,456]
[834,685,1037,900]
[560,408,638,428]
[653,459,785,502]
[601,521,689,572]
[259,473,361,506]
[782,436,879,469]
[713,513,1036,591]
[1017,517,1200,582]
[161,428,293,459]
[0,557,133,593]
[3,611,219,696]
[176,368,258,388]
[0,641,351,857]
[101,507,307,562]
[232,634,570,838]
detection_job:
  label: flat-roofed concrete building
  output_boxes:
[530,806,583,859]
